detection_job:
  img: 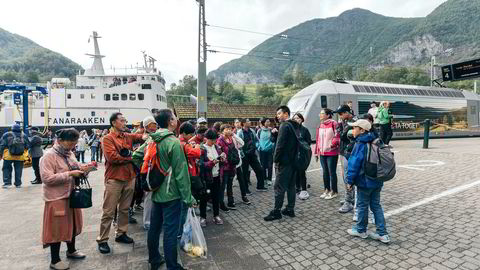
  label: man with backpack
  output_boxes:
[345,119,390,244]
[147,109,194,270]
[1,124,30,188]
[237,118,267,192]
[264,106,301,221]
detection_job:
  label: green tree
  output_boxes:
[256,84,275,98]
[283,73,294,87]
[0,71,18,82]
[25,71,39,83]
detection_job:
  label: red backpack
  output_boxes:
[140,135,173,192]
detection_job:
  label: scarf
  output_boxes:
[53,143,72,158]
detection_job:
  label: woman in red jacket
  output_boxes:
[314,108,340,200]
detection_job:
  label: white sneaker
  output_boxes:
[298,190,309,200]
[324,192,337,200]
[320,191,328,198]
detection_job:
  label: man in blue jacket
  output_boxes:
[345,119,390,244]
[0,124,30,188]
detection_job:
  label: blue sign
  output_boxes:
[13,93,21,105]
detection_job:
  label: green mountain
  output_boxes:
[0,27,82,82]
[209,0,480,83]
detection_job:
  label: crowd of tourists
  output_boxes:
[0,100,394,270]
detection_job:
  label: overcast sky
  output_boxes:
[0,0,447,87]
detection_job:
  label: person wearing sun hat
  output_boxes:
[345,119,390,244]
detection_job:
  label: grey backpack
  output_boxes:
[8,133,25,156]
[364,138,396,182]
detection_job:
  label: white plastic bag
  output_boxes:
[180,208,208,258]
[143,192,152,229]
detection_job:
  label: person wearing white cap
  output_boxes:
[345,119,390,244]
[197,117,208,128]
[143,116,158,134]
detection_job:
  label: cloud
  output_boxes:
[0,0,446,87]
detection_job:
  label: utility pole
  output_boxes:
[430,56,436,87]
[197,0,207,119]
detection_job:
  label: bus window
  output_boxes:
[321,96,327,108]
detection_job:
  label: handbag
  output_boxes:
[54,148,93,209]
[69,175,93,208]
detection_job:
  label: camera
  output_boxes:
[119,148,133,157]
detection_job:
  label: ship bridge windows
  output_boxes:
[66,112,70,117]
[91,93,96,99]
[142,84,152,90]
[138,94,145,100]
[104,94,111,101]
[112,94,119,101]
[156,95,160,101]
[129,94,136,101]
[121,94,128,101]
[80,94,85,99]
[67,94,72,99]
[41,112,44,117]
[91,111,96,117]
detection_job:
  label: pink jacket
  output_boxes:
[315,119,340,156]
[40,148,79,202]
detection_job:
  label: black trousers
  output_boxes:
[235,166,248,197]
[273,164,296,211]
[200,177,220,218]
[295,170,307,191]
[380,123,393,145]
[32,157,41,182]
[242,153,265,189]
[259,150,273,182]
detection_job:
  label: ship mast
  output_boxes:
[84,31,105,76]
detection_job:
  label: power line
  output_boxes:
[208,49,333,67]
[207,24,318,42]
[207,46,372,66]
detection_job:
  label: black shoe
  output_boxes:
[281,208,295,218]
[242,197,251,205]
[115,234,134,244]
[98,242,110,254]
[256,187,268,192]
[227,202,237,210]
[264,210,282,222]
[220,204,230,213]
[150,257,166,270]
[31,179,42,185]
[129,215,137,224]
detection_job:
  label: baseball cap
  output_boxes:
[143,116,156,128]
[348,119,371,131]
[334,105,352,114]
[197,117,207,124]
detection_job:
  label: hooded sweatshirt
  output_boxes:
[150,129,194,206]
[376,104,393,125]
[315,119,340,156]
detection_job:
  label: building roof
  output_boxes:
[173,103,278,120]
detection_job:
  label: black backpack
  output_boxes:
[9,133,25,156]
[227,142,240,166]
[287,123,312,171]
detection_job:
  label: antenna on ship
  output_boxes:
[84,31,105,76]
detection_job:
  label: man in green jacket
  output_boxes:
[376,101,394,145]
[147,109,194,270]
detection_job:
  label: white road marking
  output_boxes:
[384,179,480,218]
[397,160,445,171]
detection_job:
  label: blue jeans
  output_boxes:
[91,146,98,161]
[2,160,24,186]
[355,187,387,236]
[178,202,188,238]
[148,199,182,269]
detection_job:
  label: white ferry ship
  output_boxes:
[0,31,167,133]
